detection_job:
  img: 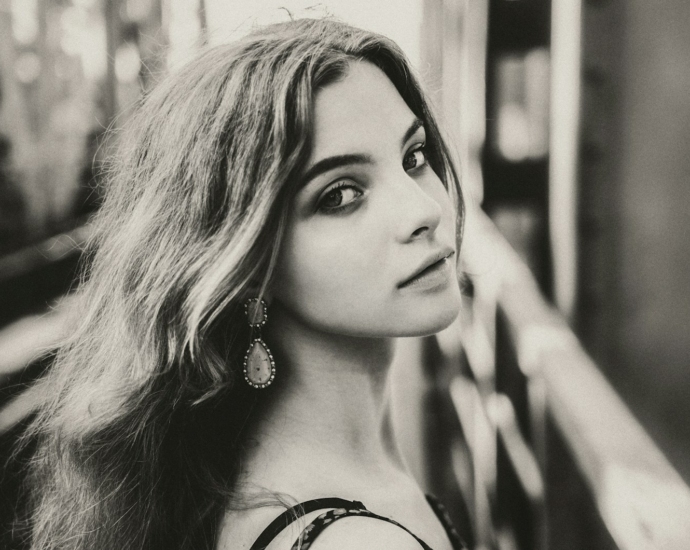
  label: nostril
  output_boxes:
[411,226,429,238]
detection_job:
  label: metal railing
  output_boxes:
[0,223,90,433]
[435,209,690,550]
[0,298,74,434]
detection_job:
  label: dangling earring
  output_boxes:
[243,298,276,389]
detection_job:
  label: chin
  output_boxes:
[393,295,462,337]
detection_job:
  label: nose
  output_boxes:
[392,172,443,243]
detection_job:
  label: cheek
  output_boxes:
[273,218,389,329]
[433,179,459,233]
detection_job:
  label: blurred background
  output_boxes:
[1,1,690,549]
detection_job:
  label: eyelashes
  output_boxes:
[315,143,429,215]
[317,181,363,213]
[402,144,428,171]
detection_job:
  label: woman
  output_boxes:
[23,18,467,550]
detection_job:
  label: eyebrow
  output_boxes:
[401,118,425,149]
[299,118,426,188]
[299,153,373,188]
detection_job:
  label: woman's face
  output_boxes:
[271,61,462,338]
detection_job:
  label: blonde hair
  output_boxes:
[22,18,463,550]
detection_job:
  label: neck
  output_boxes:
[240,305,408,498]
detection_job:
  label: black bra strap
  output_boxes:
[425,494,469,550]
[249,498,367,550]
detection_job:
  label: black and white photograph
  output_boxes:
[1,1,690,549]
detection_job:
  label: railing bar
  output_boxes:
[0,297,73,379]
[488,394,545,503]
[540,345,690,549]
[0,224,92,283]
[462,321,495,388]
[449,376,497,549]
[451,439,497,550]
[450,378,545,504]
[0,383,44,435]
[450,377,497,491]
[527,377,548,550]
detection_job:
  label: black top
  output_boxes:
[249,494,468,550]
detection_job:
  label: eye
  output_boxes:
[403,146,428,172]
[318,182,363,212]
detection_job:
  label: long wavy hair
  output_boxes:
[21,18,463,550]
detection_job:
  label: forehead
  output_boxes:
[309,61,417,161]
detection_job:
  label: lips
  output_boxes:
[398,249,455,289]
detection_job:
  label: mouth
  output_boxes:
[399,250,455,289]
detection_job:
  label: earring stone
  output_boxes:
[243,298,275,389]
[243,338,276,388]
[245,298,267,327]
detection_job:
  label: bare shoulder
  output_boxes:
[266,515,424,550]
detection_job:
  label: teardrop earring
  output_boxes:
[243,298,276,389]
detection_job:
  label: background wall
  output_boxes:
[204,0,423,67]
[577,0,690,482]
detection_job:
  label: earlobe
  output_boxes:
[259,287,273,307]
[244,279,274,307]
